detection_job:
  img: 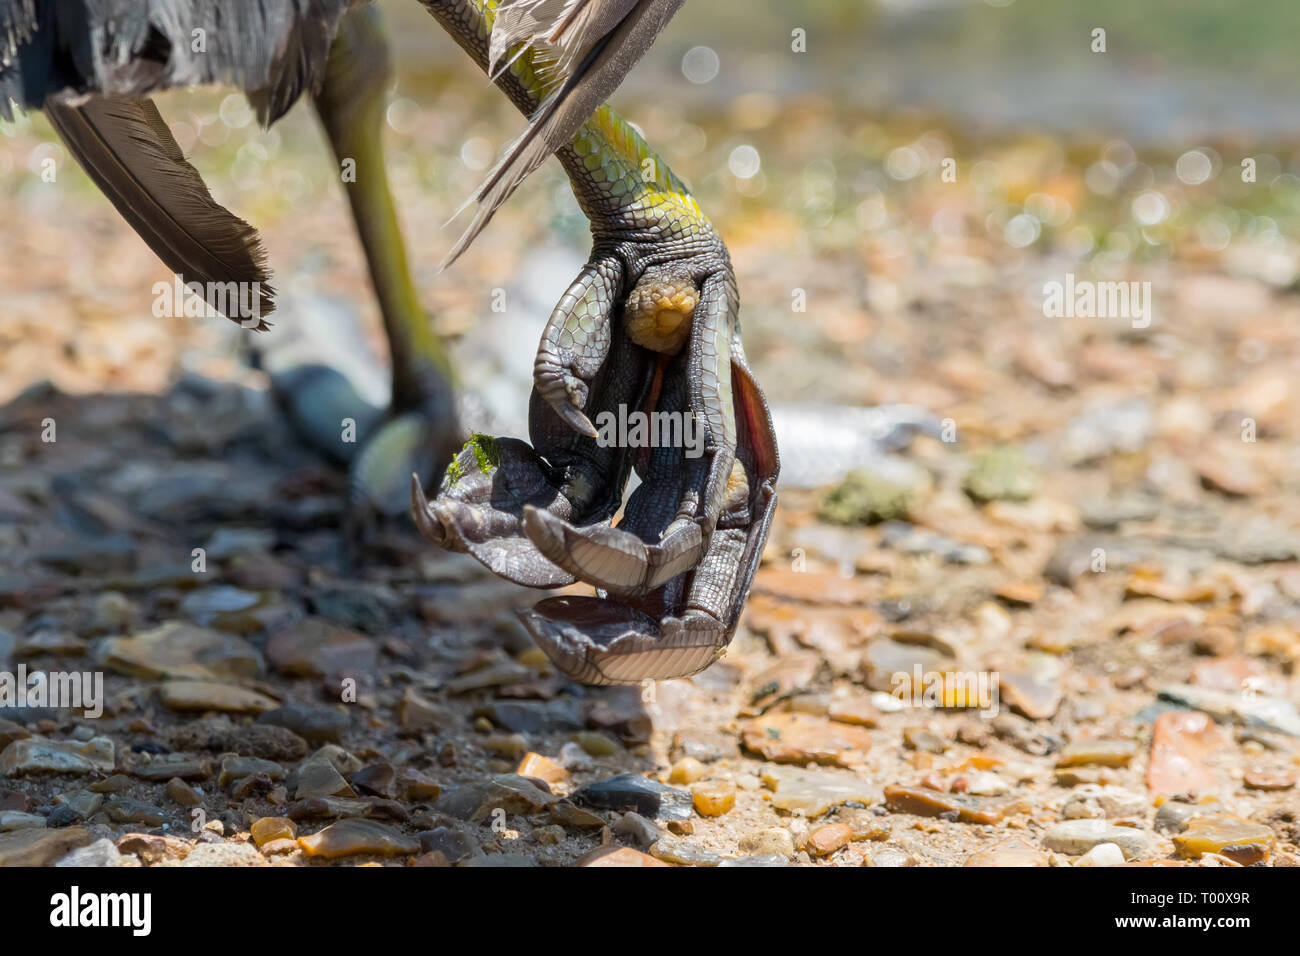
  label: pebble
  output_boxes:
[579,845,670,867]
[104,797,166,826]
[55,838,123,868]
[0,736,115,775]
[1074,842,1126,867]
[668,757,708,785]
[1040,820,1153,860]
[805,822,852,857]
[963,837,1049,867]
[1154,800,1212,834]
[1243,769,1296,791]
[219,756,284,789]
[159,680,277,714]
[474,699,583,734]
[0,810,45,831]
[741,713,872,767]
[298,819,419,859]
[650,836,722,867]
[437,774,560,821]
[573,774,693,821]
[165,777,202,807]
[1147,711,1225,796]
[739,828,796,857]
[691,781,736,817]
[612,812,662,847]
[0,826,90,866]
[250,816,298,847]
[883,785,1010,824]
[761,765,880,817]
[1172,814,1275,864]
[999,663,1064,720]
[1159,683,1300,737]
[573,731,621,757]
[52,789,103,819]
[133,757,212,782]
[419,826,477,863]
[1055,738,1138,768]
[295,759,355,799]
[348,762,397,799]
[96,621,262,681]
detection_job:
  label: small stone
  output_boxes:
[165,778,202,807]
[103,798,166,826]
[863,848,913,867]
[88,774,134,794]
[548,801,605,830]
[348,762,397,799]
[534,825,565,846]
[1172,815,1275,864]
[1154,801,1209,834]
[669,758,708,785]
[132,757,211,782]
[1000,662,1064,720]
[14,629,87,658]
[1147,711,1226,797]
[179,842,267,867]
[1074,842,1126,867]
[690,781,736,817]
[649,836,722,866]
[250,816,297,847]
[159,680,277,714]
[963,445,1039,502]
[741,713,871,767]
[51,790,103,820]
[295,759,354,800]
[171,720,309,760]
[436,774,559,821]
[903,727,948,754]
[298,819,419,859]
[54,838,123,868]
[1041,820,1153,860]
[397,687,450,731]
[761,765,880,817]
[805,822,852,857]
[0,811,45,831]
[573,774,693,821]
[0,736,115,776]
[516,752,567,786]
[573,730,621,757]
[827,693,881,727]
[259,838,299,856]
[611,811,662,847]
[1243,769,1296,791]
[474,699,583,734]
[117,833,187,864]
[739,828,796,857]
[1055,738,1138,768]
[418,826,477,863]
[964,837,1049,867]
[396,767,441,803]
[883,785,1009,824]
[97,621,262,681]
[219,756,284,789]
[0,826,90,866]
[579,845,670,867]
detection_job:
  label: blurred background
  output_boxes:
[4,0,1300,419]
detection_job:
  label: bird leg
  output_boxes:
[272,4,463,539]
[416,0,781,683]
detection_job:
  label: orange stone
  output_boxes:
[1147,711,1225,797]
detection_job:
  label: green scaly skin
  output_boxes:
[414,0,781,686]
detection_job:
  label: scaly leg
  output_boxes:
[414,0,780,683]
[272,4,462,536]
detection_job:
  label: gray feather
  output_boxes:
[446,0,685,267]
[45,94,275,327]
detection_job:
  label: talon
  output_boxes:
[523,505,703,597]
